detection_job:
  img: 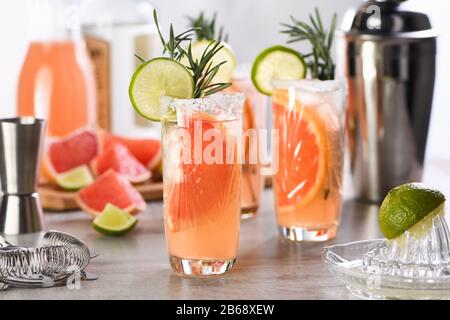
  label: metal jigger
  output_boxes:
[0,117,46,234]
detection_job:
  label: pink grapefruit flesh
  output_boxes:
[46,128,99,174]
[91,143,151,183]
[77,169,146,216]
[166,113,240,232]
[101,131,161,169]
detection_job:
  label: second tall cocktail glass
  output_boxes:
[272,79,346,242]
[232,73,266,219]
[162,93,244,276]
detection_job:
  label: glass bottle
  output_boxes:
[17,0,96,138]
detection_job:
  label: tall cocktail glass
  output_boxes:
[232,74,266,219]
[161,93,244,275]
[272,79,346,241]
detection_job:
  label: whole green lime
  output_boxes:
[379,183,446,239]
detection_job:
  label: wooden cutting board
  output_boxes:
[39,181,163,212]
[39,176,273,212]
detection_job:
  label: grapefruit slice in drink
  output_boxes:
[43,128,99,182]
[165,113,240,232]
[272,89,329,209]
[91,143,151,184]
[77,169,146,216]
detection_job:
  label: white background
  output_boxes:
[0,0,449,161]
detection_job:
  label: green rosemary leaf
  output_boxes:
[279,23,294,31]
[280,7,337,80]
[185,43,196,70]
[154,11,166,50]
[134,54,146,63]
[315,7,324,34]
[168,25,175,58]
[328,13,337,50]
[204,83,231,96]
[218,26,228,43]
[204,81,229,92]
[204,61,226,86]
[200,40,217,61]
[152,10,195,61]
[153,9,231,97]
[187,11,229,42]
[294,20,316,37]
[177,28,200,40]
[309,14,321,35]
[286,35,309,43]
[211,13,217,39]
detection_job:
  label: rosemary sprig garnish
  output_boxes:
[187,12,228,42]
[151,10,231,98]
[153,10,197,61]
[184,41,231,97]
[280,8,337,80]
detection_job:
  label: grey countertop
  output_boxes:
[2,158,450,300]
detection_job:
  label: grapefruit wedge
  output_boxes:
[91,143,150,183]
[100,131,161,169]
[272,89,329,209]
[44,128,99,180]
[77,170,146,216]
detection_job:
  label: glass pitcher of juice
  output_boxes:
[17,0,96,138]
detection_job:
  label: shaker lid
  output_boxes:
[341,0,436,38]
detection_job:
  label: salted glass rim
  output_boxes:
[271,78,347,94]
[161,92,245,122]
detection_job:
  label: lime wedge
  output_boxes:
[93,204,138,236]
[251,45,306,96]
[379,183,446,239]
[129,57,194,121]
[55,165,93,190]
[181,40,237,84]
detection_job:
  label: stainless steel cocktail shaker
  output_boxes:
[0,117,46,234]
[338,0,437,202]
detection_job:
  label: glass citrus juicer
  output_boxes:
[323,183,450,299]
